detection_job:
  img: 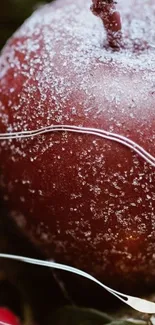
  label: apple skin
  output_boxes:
[0,0,155,291]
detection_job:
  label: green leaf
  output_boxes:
[51,306,114,325]
[51,306,148,325]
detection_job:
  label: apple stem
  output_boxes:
[91,0,122,49]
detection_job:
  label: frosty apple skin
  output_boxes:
[0,0,155,290]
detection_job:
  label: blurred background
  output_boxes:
[0,0,51,50]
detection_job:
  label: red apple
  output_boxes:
[0,0,155,291]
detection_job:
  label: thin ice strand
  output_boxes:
[0,125,155,167]
[0,254,155,314]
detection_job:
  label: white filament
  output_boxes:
[0,124,155,167]
[0,253,155,314]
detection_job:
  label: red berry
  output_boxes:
[0,308,20,325]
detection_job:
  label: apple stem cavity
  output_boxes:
[91,0,122,49]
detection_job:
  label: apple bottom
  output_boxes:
[1,213,155,310]
[0,132,155,296]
